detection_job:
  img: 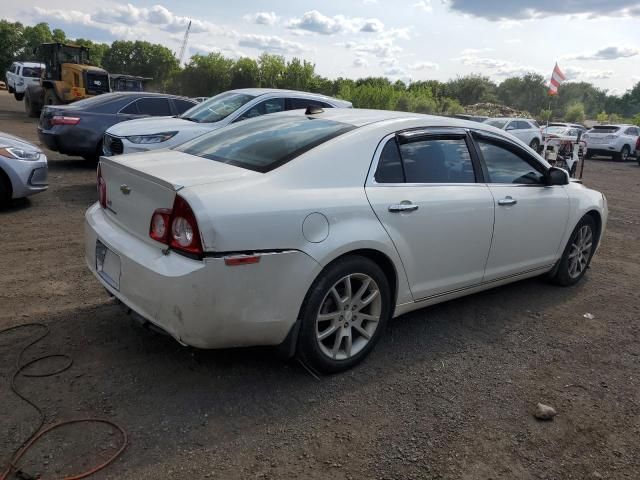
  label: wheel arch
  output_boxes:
[584,209,603,247]
[0,166,13,200]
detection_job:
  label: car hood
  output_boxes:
[106,116,219,137]
[0,132,42,152]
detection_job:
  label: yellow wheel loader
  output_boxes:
[24,43,110,118]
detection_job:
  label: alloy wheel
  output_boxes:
[315,273,382,361]
[568,225,593,279]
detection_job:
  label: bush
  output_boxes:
[565,102,586,123]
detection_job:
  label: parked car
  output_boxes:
[5,61,45,101]
[38,92,197,161]
[483,117,542,151]
[583,124,640,161]
[542,123,586,142]
[0,132,48,206]
[637,137,640,166]
[86,109,607,373]
[102,88,353,156]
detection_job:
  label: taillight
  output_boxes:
[149,195,203,257]
[97,163,107,208]
[51,116,80,126]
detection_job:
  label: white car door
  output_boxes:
[624,127,640,154]
[365,129,495,301]
[472,131,570,281]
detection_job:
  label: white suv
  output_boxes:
[5,62,45,101]
[583,125,639,161]
[484,117,542,151]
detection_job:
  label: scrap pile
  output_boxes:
[465,102,532,118]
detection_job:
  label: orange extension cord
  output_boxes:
[0,323,128,480]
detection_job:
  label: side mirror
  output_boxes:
[546,166,569,186]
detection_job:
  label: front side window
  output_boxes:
[485,119,508,129]
[22,67,42,78]
[237,98,285,120]
[176,116,355,173]
[476,139,544,185]
[136,98,172,116]
[400,137,476,183]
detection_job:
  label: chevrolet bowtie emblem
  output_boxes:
[120,184,131,195]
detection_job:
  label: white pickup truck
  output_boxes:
[5,62,45,101]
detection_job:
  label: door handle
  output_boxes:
[498,196,517,206]
[388,203,419,213]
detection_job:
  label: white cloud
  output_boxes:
[238,34,303,54]
[498,19,523,29]
[565,46,640,61]
[243,12,278,26]
[353,57,369,68]
[409,61,439,70]
[363,0,378,4]
[564,66,614,80]
[413,1,433,12]
[344,38,402,58]
[287,10,385,35]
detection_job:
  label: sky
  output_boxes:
[3,0,640,95]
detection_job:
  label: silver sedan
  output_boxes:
[0,132,48,206]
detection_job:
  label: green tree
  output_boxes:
[22,22,53,59]
[632,113,640,127]
[596,111,609,124]
[257,53,285,88]
[102,40,179,89]
[497,73,548,115]
[52,28,66,43]
[539,109,552,123]
[73,38,109,67]
[230,57,259,89]
[445,75,497,105]
[0,20,24,74]
[565,102,586,123]
[281,57,315,91]
[177,52,233,96]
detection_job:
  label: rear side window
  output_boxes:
[589,126,620,134]
[173,99,196,114]
[375,139,404,183]
[476,139,544,185]
[290,98,332,110]
[176,116,356,173]
[238,98,285,120]
[399,137,476,183]
[136,98,172,116]
[119,101,139,114]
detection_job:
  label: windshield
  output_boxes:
[544,126,569,134]
[179,91,255,123]
[22,67,42,78]
[485,119,508,129]
[176,115,356,172]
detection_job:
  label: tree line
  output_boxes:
[1,20,639,123]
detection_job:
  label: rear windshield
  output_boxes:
[485,119,508,129]
[589,126,620,133]
[179,91,255,123]
[22,67,42,78]
[176,115,356,173]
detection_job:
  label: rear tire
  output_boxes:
[14,92,24,101]
[584,150,593,159]
[43,89,61,106]
[551,215,597,286]
[296,255,391,374]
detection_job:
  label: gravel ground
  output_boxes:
[0,90,639,479]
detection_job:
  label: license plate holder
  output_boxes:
[96,240,121,291]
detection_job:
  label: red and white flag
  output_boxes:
[548,63,566,96]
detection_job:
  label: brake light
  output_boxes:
[97,163,107,208]
[51,116,80,126]
[148,195,203,257]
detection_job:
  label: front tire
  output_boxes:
[297,256,391,373]
[0,172,12,207]
[14,92,24,101]
[529,138,540,152]
[551,216,597,286]
[44,89,61,106]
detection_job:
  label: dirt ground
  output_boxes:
[0,89,639,480]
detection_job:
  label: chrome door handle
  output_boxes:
[498,196,517,206]
[388,203,419,213]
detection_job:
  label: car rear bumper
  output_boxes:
[84,203,321,349]
[0,154,48,198]
[38,127,100,157]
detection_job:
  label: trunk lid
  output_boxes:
[39,104,76,131]
[99,150,258,244]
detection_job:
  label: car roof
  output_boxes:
[13,62,45,68]
[228,88,351,105]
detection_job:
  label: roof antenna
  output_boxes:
[305,105,324,115]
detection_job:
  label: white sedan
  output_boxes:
[86,109,607,373]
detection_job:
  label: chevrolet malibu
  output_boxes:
[86,109,607,373]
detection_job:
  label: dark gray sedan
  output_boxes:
[38,93,196,161]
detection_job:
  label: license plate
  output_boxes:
[96,240,121,291]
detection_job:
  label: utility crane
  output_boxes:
[178,20,191,66]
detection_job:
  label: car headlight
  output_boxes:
[126,132,178,144]
[0,146,41,161]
